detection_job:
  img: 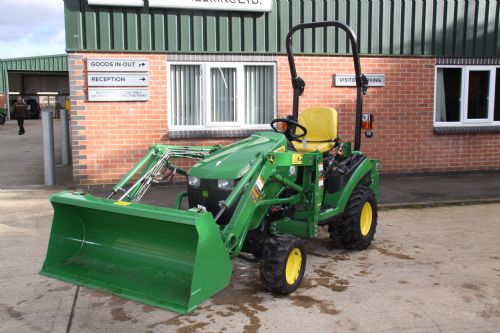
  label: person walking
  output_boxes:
[13,96,28,135]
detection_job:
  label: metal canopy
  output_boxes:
[0,55,68,93]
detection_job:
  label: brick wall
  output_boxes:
[68,52,500,188]
[68,53,235,188]
[276,56,500,174]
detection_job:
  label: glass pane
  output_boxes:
[170,65,202,126]
[467,70,489,119]
[245,66,274,124]
[435,68,461,122]
[211,68,236,122]
[39,96,49,108]
[495,69,500,121]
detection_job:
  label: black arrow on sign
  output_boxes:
[140,78,146,81]
[139,63,146,67]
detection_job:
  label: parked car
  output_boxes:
[0,108,6,125]
[9,98,41,119]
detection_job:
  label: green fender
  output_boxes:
[318,157,378,222]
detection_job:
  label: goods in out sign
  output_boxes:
[87,59,149,72]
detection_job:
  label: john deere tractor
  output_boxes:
[41,21,379,314]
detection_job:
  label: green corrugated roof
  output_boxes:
[65,0,500,57]
[0,54,68,93]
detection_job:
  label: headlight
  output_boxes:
[218,179,235,191]
[188,176,200,187]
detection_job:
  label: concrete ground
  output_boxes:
[1,190,499,333]
[0,119,73,189]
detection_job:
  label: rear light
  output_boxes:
[361,113,374,130]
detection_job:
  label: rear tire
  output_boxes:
[329,186,377,250]
[0,115,5,125]
[260,235,306,294]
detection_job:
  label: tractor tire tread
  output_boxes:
[260,235,305,294]
[328,185,377,250]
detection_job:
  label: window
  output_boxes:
[168,62,276,129]
[495,68,500,121]
[38,96,57,108]
[434,66,499,126]
[170,65,202,126]
[211,67,236,123]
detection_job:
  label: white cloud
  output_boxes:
[0,0,62,11]
[0,0,65,58]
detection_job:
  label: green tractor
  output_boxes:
[40,21,379,314]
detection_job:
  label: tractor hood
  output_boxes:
[188,132,286,180]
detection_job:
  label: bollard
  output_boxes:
[42,110,56,186]
[60,109,71,165]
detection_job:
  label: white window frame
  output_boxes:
[434,65,500,127]
[168,61,205,130]
[167,61,277,130]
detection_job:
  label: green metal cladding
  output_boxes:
[64,0,500,57]
[0,55,68,93]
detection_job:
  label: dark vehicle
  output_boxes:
[10,98,41,119]
[0,109,6,125]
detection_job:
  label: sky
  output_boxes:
[0,0,65,59]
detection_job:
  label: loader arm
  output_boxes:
[109,144,221,203]
[218,150,323,258]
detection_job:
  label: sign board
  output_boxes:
[87,59,149,72]
[335,74,385,87]
[87,0,143,7]
[87,0,273,12]
[148,0,273,12]
[88,88,150,101]
[88,73,149,87]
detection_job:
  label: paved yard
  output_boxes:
[0,190,499,332]
[0,119,72,189]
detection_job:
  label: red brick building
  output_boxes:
[64,0,500,187]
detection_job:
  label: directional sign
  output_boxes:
[88,88,150,101]
[88,73,149,87]
[87,58,149,72]
[335,74,385,87]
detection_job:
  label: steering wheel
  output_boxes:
[270,118,308,141]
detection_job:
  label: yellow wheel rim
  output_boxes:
[285,248,302,285]
[360,202,373,236]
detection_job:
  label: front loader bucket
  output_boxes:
[40,192,232,314]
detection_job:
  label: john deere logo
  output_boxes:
[202,190,209,198]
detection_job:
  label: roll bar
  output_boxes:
[286,21,368,151]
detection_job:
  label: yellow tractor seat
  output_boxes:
[292,107,338,153]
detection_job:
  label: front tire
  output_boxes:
[260,235,306,294]
[329,186,378,250]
